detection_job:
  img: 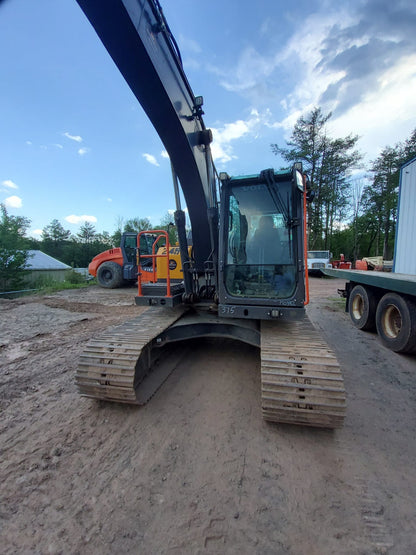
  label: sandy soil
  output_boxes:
[1,278,415,554]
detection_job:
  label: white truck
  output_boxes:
[307,250,332,275]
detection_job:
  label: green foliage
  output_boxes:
[357,129,416,260]
[338,128,416,262]
[42,219,71,243]
[361,147,400,259]
[32,274,59,290]
[32,276,93,293]
[31,269,93,293]
[124,217,152,233]
[159,212,178,245]
[111,213,178,248]
[112,216,124,247]
[64,269,86,284]
[112,229,122,247]
[41,219,71,262]
[403,128,416,162]
[39,220,114,268]
[272,108,416,262]
[77,222,96,243]
[0,204,31,291]
[272,107,362,250]
[0,206,182,293]
[272,108,332,181]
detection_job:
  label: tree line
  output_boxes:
[0,209,175,292]
[272,107,416,261]
[1,107,415,291]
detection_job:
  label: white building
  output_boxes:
[394,157,416,274]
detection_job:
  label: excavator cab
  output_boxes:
[218,167,307,320]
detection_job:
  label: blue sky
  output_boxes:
[1,0,415,238]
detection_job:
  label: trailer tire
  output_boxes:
[348,284,377,331]
[375,293,416,353]
[97,262,123,288]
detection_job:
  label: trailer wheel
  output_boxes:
[97,262,123,288]
[348,284,377,331]
[375,293,416,353]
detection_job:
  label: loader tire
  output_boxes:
[97,262,123,288]
[348,284,377,331]
[376,293,416,353]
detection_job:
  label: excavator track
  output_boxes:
[76,306,188,404]
[261,316,346,428]
[76,305,345,428]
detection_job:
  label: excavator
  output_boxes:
[75,0,346,428]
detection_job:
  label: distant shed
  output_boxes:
[25,250,71,284]
[394,157,416,275]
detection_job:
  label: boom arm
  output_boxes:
[76,0,217,269]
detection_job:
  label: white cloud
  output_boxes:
[183,58,201,71]
[260,17,273,37]
[214,120,250,142]
[178,34,201,55]
[277,12,353,111]
[30,229,43,238]
[221,5,416,162]
[211,2,416,164]
[220,46,278,95]
[275,16,416,159]
[216,11,350,125]
[65,214,97,224]
[78,147,90,156]
[63,132,83,143]
[161,150,169,159]
[2,179,18,190]
[5,195,22,208]
[143,153,160,167]
[211,111,265,164]
[54,143,63,149]
[328,54,416,159]
[26,140,32,146]
[106,197,113,203]
[178,33,202,70]
[211,138,238,164]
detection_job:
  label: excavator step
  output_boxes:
[260,317,346,429]
[139,282,185,296]
[135,282,185,307]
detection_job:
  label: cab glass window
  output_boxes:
[225,181,297,299]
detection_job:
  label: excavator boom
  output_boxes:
[76,0,216,270]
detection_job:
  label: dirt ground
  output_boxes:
[1,277,415,554]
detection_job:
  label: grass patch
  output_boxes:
[35,280,96,294]
[32,271,96,294]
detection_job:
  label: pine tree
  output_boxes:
[271,107,362,249]
[41,219,71,260]
[362,146,402,259]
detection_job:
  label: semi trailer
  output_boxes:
[325,156,416,353]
